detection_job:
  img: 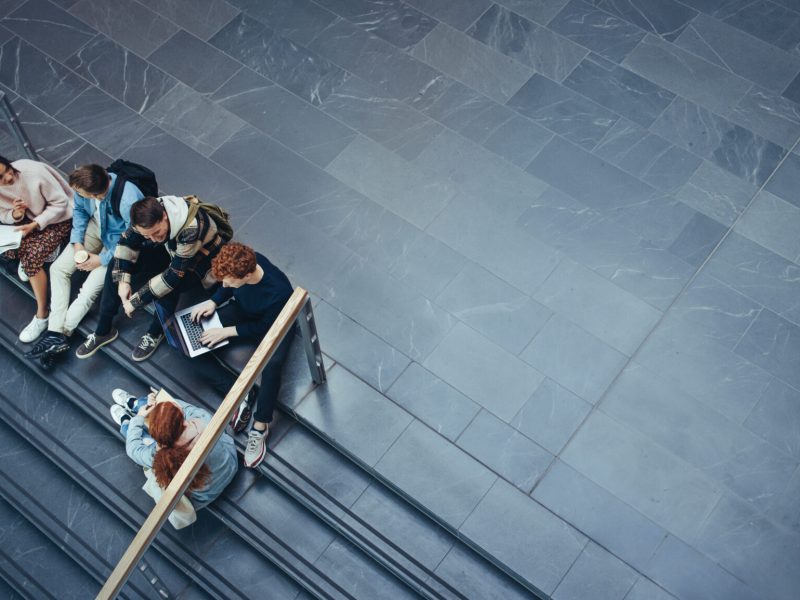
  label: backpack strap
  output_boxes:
[108,172,126,219]
[182,195,201,231]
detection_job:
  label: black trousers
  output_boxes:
[94,247,174,336]
[189,303,295,425]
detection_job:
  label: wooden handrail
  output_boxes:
[97,287,310,600]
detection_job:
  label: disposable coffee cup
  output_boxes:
[74,250,89,264]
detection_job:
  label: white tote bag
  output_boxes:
[141,468,197,529]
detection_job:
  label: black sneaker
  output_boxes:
[230,387,257,434]
[24,332,69,359]
[76,329,119,359]
[131,333,163,362]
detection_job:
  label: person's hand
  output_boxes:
[191,299,216,322]
[122,299,135,318]
[138,397,156,417]
[200,326,233,347]
[73,242,85,253]
[14,221,39,238]
[12,198,28,212]
[77,253,101,271]
[117,281,132,303]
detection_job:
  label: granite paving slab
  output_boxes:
[675,160,757,227]
[764,151,800,208]
[552,541,638,600]
[3,0,94,61]
[586,0,696,41]
[734,307,800,390]
[744,377,800,461]
[137,0,240,41]
[223,0,337,46]
[735,190,800,264]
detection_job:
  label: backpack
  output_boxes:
[182,195,234,242]
[107,159,159,219]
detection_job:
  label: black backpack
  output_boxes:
[107,159,159,218]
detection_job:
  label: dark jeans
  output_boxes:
[190,303,294,425]
[95,246,173,336]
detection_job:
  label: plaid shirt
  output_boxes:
[113,203,224,308]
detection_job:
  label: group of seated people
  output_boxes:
[0,154,295,514]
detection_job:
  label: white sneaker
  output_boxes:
[112,389,137,414]
[243,426,269,468]
[17,263,28,282]
[19,316,48,343]
[110,404,131,427]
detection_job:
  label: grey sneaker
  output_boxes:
[243,426,269,468]
[230,387,257,433]
[76,328,119,359]
[112,388,137,414]
[131,333,163,362]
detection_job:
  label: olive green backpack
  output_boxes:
[182,195,234,242]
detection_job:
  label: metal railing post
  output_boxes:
[0,91,38,160]
[298,297,326,384]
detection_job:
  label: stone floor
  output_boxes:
[1,0,800,599]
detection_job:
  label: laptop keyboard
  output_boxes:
[180,313,205,351]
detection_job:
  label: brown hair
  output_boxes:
[130,196,165,228]
[212,242,257,280]
[68,164,109,195]
[0,155,20,176]
[148,402,210,493]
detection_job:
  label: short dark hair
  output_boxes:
[130,196,165,228]
[0,155,20,176]
[68,164,110,195]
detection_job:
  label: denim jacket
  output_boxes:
[69,173,143,266]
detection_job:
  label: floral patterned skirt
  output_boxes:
[3,218,72,277]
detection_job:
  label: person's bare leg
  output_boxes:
[29,270,49,319]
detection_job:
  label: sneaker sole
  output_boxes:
[25,343,69,360]
[75,330,119,359]
[131,337,163,362]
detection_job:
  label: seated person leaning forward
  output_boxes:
[0,156,73,342]
[25,164,143,361]
[188,242,294,469]
[112,387,238,510]
[76,195,225,362]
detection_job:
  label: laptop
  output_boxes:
[154,301,229,357]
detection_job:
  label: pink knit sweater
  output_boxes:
[0,159,72,229]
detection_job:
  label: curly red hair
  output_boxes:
[152,446,210,492]
[212,242,256,280]
[148,402,209,493]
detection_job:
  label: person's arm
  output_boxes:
[210,285,234,306]
[175,399,212,423]
[32,164,71,230]
[234,301,285,340]
[0,204,18,224]
[101,182,144,266]
[111,227,145,285]
[69,193,91,246]
[125,415,155,468]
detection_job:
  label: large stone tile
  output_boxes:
[428,194,560,296]
[586,0,696,41]
[4,0,94,60]
[468,5,587,81]
[69,0,178,57]
[534,258,661,355]
[457,409,553,492]
[561,411,723,541]
[424,322,545,422]
[6,93,83,165]
[320,74,442,160]
[496,0,570,25]
[312,0,436,50]
[433,542,535,600]
[55,86,150,156]
[603,363,798,509]
[313,299,410,393]
[0,36,88,114]
[296,365,413,467]
[765,151,800,209]
[705,233,800,325]
[57,141,112,171]
[404,0,491,30]
[552,541,638,600]
[460,479,587,595]
[321,256,455,361]
[212,68,356,168]
[735,190,800,264]
[436,262,552,355]
[375,419,497,528]
[745,377,800,461]
[674,12,800,92]
[143,82,245,156]
[625,578,676,600]
[65,34,178,114]
[210,13,348,106]
[695,493,800,600]
[646,535,760,600]
[651,96,786,187]
[533,460,667,572]
[507,74,619,150]
[548,0,646,63]
[564,54,674,127]
[511,378,591,455]
[675,160,756,227]
[386,362,480,443]
[712,0,800,56]
[734,308,800,391]
[149,29,241,94]
[760,463,800,532]
[784,71,800,104]
[410,23,533,104]
[482,113,553,167]
[637,317,772,423]
[667,210,727,267]
[728,85,800,150]
[623,34,751,115]
[224,0,336,46]
[325,135,455,229]
[137,0,239,40]
[521,314,628,405]
[309,17,443,104]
